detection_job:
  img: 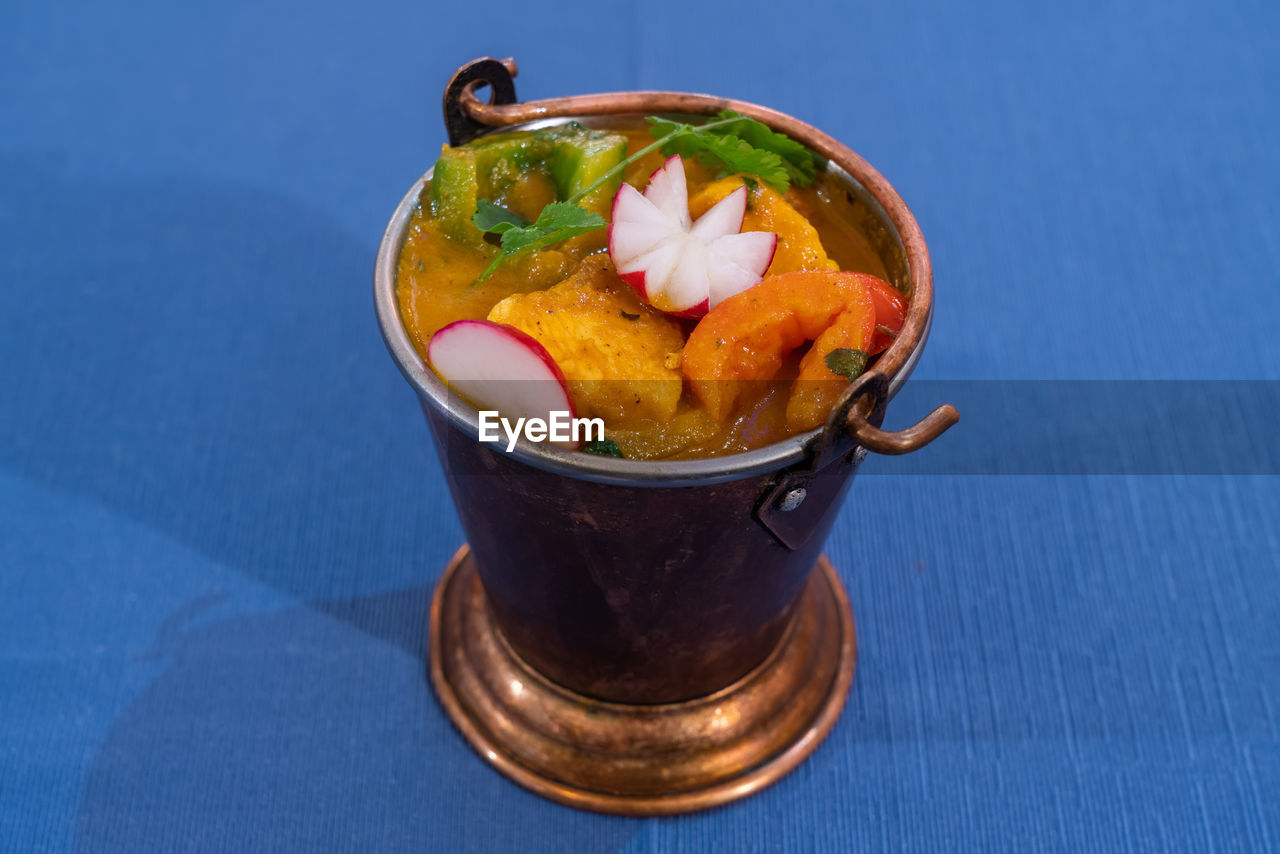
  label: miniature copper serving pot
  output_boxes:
[374,58,957,814]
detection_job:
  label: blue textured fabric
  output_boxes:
[2,0,1277,851]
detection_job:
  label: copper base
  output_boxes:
[427,545,857,816]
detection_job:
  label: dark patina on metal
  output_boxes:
[374,57,957,815]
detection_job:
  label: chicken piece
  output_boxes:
[487,256,685,424]
[689,177,839,275]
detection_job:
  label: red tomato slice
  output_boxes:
[859,274,906,354]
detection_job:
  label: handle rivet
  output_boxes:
[779,488,807,512]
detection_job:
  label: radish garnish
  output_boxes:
[427,319,579,448]
[608,155,777,317]
[640,155,693,229]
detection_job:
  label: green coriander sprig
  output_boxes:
[645,110,819,192]
[470,200,606,285]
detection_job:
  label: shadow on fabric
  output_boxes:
[73,586,640,852]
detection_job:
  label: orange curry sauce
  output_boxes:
[396,127,889,460]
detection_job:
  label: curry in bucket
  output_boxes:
[396,115,905,460]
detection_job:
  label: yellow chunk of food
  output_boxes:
[689,177,839,275]
[487,256,685,424]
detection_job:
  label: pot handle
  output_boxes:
[443,58,761,143]
[443,57,520,146]
[804,368,958,472]
[837,370,959,455]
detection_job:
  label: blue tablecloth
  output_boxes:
[3,0,1277,850]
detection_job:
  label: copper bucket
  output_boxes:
[374,58,958,815]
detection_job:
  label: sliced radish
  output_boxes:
[427,319,579,448]
[609,155,777,317]
[690,188,747,241]
[642,155,691,229]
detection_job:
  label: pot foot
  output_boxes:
[427,544,856,816]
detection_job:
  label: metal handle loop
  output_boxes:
[847,400,959,455]
[821,370,958,458]
[443,57,519,146]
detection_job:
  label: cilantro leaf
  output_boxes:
[472,199,529,234]
[708,110,819,187]
[471,201,605,285]
[645,112,818,193]
[499,202,604,253]
[824,348,868,381]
